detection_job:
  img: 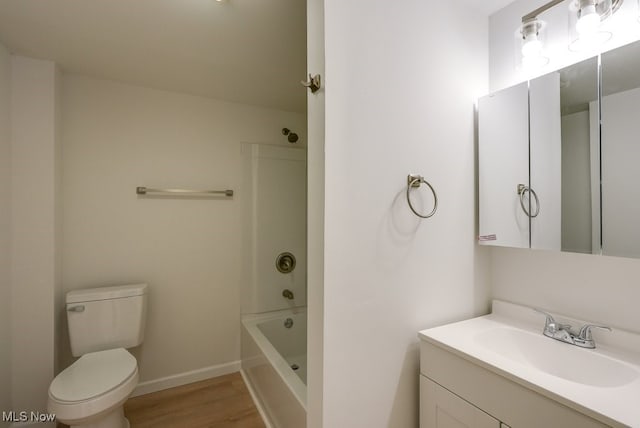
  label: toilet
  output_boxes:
[48,283,148,428]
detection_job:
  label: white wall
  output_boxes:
[61,75,306,386]
[491,247,640,331]
[489,1,640,333]
[321,1,491,426]
[0,42,11,428]
[10,56,61,419]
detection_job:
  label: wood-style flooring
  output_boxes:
[60,373,266,428]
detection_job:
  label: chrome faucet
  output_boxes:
[534,309,611,349]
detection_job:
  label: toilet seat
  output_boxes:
[48,348,138,424]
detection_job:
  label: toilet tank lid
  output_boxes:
[66,283,148,304]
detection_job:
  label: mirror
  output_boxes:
[478,82,529,248]
[529,70,562,252]
[479,40,640,259]
[531,57,600,254]
[601,40,640,258]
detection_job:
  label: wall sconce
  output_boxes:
[518,0,624,67]
[568,0,621,51]
[516,0,564,70]
[519,19,549,69]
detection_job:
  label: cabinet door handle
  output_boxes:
[67,305,85,312]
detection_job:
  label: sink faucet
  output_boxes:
[534,309,611,349]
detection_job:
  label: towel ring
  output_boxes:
[517,184,540,218]
[406,174,438,219]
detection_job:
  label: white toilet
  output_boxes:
[48,283,148,428]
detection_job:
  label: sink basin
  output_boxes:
[419,300,640,427]
[474,327,639,388]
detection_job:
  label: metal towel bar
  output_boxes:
[136,187,234,197]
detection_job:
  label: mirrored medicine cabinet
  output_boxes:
[478,39,640,259]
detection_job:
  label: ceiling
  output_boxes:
[0,0,307,112]
[0,0,513,113]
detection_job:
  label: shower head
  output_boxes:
[282,128,299,143]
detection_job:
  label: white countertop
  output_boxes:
[418,300,640,427]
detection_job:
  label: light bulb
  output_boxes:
[576,5,601,35]
[522,35,543,58]
[519,19,547,70]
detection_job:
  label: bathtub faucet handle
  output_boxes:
[282,289,294,300]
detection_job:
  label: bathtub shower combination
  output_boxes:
[242,310,307,427]
[240,143,307,428]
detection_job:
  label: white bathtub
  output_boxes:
[241,309,307,428]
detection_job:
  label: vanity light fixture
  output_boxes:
[518,0,624,65]
[520,19,550,69]
[576,1,601,34]
[568,0,621,51]
[517,0,564,69]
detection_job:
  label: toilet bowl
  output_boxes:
[49,348,138,428]
[48,283,148,428]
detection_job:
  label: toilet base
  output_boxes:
[68,406,129,428]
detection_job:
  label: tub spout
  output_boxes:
[282,289,294,300]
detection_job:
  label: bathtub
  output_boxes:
[241,308,307,428]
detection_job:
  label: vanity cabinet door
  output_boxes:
[420,376,500,428]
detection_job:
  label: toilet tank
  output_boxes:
[66,283,148,357]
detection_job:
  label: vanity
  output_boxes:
[418,300,640,428]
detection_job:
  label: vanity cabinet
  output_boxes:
[419,340,608,428]
[420,376,500,428]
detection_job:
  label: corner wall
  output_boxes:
[0,42,12,428]
[321,1,491,426]
[10,56,60,420]
[305,0,325,425]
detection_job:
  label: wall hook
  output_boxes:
[301,74,321,93]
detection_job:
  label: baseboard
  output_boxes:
[131,360,241,397]
[240,369,274,428]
